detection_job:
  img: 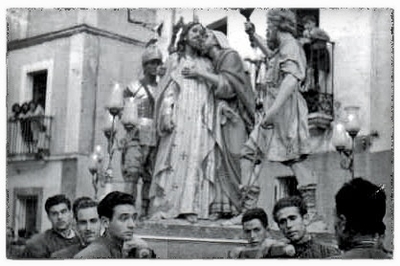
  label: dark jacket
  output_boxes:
[74,234,124,259]
[23,229,80,258]
[340,247,392,259]
[73,233,156,259]
[291,237,341,259]
[50,243,86,259]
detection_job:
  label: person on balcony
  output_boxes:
[27,100,46,157]
[300,15,330,95]
[8,103,23,155]
[121,41,163,220]
[19,102,34,153]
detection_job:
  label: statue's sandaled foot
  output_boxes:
[139,214,149,221]
[185,214,198,224]
[148,212,164,221]
[221,213,243,226]
[209,213,222,221]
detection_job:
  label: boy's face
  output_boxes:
[243,218,268,247]
[76,206,101,244]
[275,206,308,244]
[29,102,36,111]
[12,105,21,114]
[48,203,73,231]
[105,204,137,241]
[304,21,315,32]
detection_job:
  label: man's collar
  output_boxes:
[346,234,379,250]
[291,233,312,245]
[103,231,125,250]
[53,227,76,239]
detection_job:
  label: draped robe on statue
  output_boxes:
[243,33,310,164]
[150,53,216,219]
[211,49,255,214]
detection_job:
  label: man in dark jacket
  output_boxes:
[334,178,392,258]
[51,197,101,258]
[228,208,295,258]
[23,194,80,258]
[272,196,340,258]
[74,191,155,259]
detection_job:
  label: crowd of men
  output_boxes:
[232,179,390,259]
[7,192,155,259]
[6,8,392,259]
[6,177,391,259]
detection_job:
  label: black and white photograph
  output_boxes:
[4,2,395,260]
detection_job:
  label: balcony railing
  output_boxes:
[301,41,335,131]
[7,115,53,158]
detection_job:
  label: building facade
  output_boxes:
[7,8,156,232]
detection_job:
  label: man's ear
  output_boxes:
[101,216,110,229]
[337,214,347,232]
[302,213,310,226]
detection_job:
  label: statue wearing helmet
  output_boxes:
[121,41,163,220]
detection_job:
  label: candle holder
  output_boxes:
[88,82,134,199]
[104,110,122,190]
[335,141,354,172]
[88,111,123,199]
[88,146,105,200]
[332,106,361,179]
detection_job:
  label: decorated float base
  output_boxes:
[134,218,335,259]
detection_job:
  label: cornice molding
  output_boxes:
[7,24,146,51]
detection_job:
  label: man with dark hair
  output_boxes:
[23,194,80,258]
[74,191,155,259]
[272,196,340,258]
[334,178,391,258]
[242,208,270,251]
[51,197,101,258]
[229,208,293,258]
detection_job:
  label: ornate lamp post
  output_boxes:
[332,106,361,179]
[88,82,127,199]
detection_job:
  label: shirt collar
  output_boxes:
[53,227,76,239]
[348,235,379,250]
[102,231,125,251]
[291,233,312,246]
